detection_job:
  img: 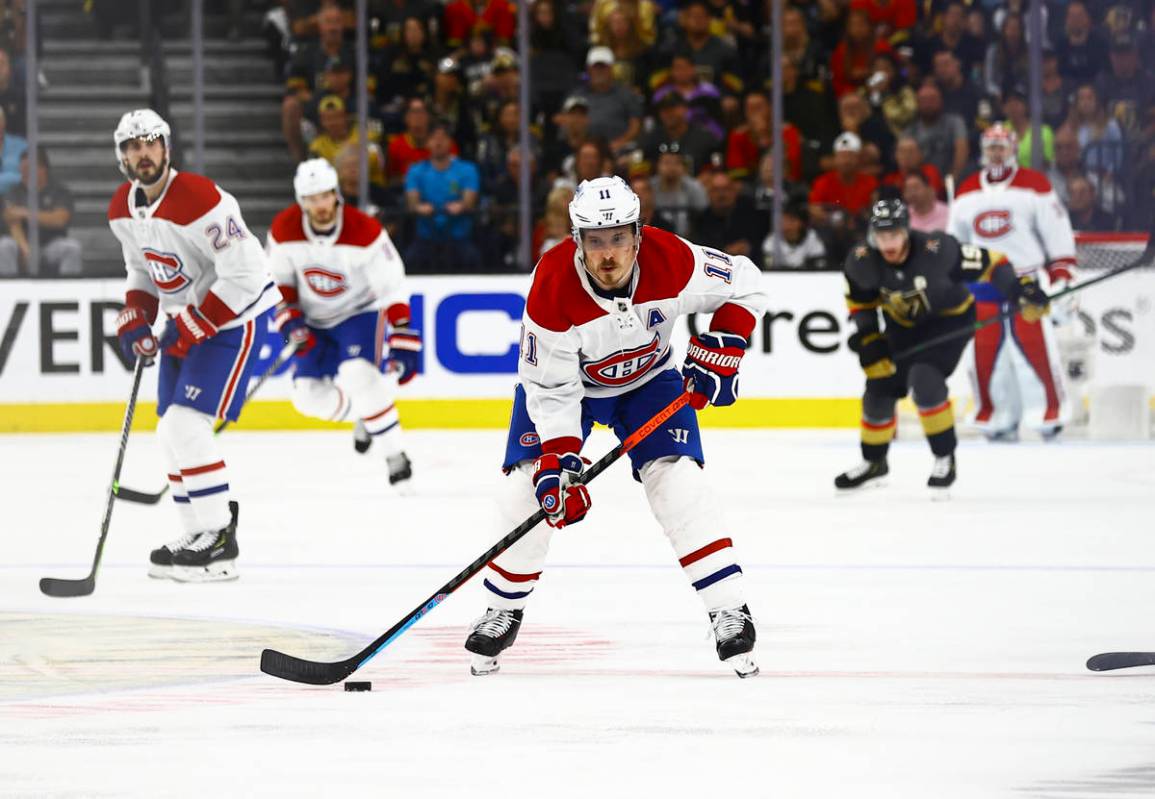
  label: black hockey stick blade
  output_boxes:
[260,392,693,685]
[1087,652,1155,671]
[113,482,168,504]
[38,576,96,598]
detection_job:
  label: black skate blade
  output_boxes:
[39,576,95,597]
[260,648,356,685]
[1087,652,1155,671]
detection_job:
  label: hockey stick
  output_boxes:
[40,357,148,598]
[894,243,1155,361]
[113,342,299,504]
[260,390,694,685]
[1086,652,1155,671]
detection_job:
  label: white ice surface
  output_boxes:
[2,428,1155,798]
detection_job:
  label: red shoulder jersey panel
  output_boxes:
[954,172,983,199]
[108,182,132,221]
[1008,167,1053,194]
[153,172,222,225]
[633,226,696,305]
[526,238,606,333]
[336,204,383,247]
[269,205,307,243]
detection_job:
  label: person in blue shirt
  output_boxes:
[404,121,483,272]
[0,107,28,197]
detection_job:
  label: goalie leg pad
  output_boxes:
[1008,313,1070,433]
[157,404,232,532]
[640,456,746,612]
[485,462,556,610]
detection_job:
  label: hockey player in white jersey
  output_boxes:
[462,176,767,678]
[947,124,1078,440]
[266,159,420,485]
[110,109,279,582]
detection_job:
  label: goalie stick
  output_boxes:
[1086,652,1155,671]
[113,343,299,505]
[895,237,1155,361]
[40,357,147,598]
[260,391,693,685]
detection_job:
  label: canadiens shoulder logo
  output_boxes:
[582,334,664,387]
[143,249,190,293]
[972,210,1013,238]
[303,266,347,297]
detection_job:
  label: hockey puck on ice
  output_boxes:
[344,681,372,692]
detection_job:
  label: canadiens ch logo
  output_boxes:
[582,334,663,387]
[973,210,1013,238]
[519,432,540,447]
[303,266,347,297]
[143,248,190,293]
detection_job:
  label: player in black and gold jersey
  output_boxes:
[836,199,1050,493]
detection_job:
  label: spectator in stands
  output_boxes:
[1002,86,1053,168]
[850,0,918,41]
[780,56,839,165]
[752,151,807,215]
[1047,126,1091,206]
[334,143,390,216]
[370,1,440,51]
[727,90,803,183]
[284,0,355,40]
[779,6,828,86]
[630,173,677,233]
[564,138,614,189]
[530,0,585,112]
[916,2,985,81]
[905,82,969,181]
[405,122,482,272]
[867,53,916,137]
[460,29,496,94]
[477,47,523,134]
[1055,1,1107,84]
[830,9,892,98]
[1066,174,1116,231]
[543,95,591,183]
[902,169,950,232]
[838,91,895,172]
[762,201,831,270]
[590,0,659,49]
[308,96,386,186]
[1095,31,1155,139]
[485,146,546,270]
[651,141,708,236]
[387,97,458,185]
[1041,49,1072,129]
[594,3,655,91]
[537,184,575,257]
[933,50,988,138]
[1066,83,1125,177]
[282,3,351,162]
[883,134,945,196]
[652,51,725,141]
[1126,139,1155,229]
[0,47,24,137]
[984,13,1029,98]
[671,0,744,105]
[576,47,644,154]
[443,0,515,50]
[640,93,721,176]
[477,100,540,189]
[378,16,439,106]
[691,170,764,258]
[0,148,81,278]
[0,106,25,196]
[430,57,478,159]
[809,131,879,228]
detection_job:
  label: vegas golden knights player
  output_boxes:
[836,199,1050,493]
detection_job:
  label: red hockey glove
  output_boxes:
[532,450,591,529]
[273,304,316,356]
[115,305,158,364]
[160,304,219,358]
[681,332,747,410]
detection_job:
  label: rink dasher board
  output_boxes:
[0,271,1151,431]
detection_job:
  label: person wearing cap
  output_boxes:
[1095,30,1155,137]
[281,3,355,162]
[651,141,708,237]
[430,57,478,158]
[404,121,482,272]
[307,95,387,187]
[639,92,721,176]
[808,132,880,228]
[574,46,643,153]
[478,47,523,136]
[1000,85,1053,167]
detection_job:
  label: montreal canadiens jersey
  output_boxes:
[108,169,279,330]
[947,167,1077,281]
[266,203,410,329]
[520,226,768,447]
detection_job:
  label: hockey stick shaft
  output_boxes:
[894,251,1155,361]
[39,356,147,597]
[1086,652,1155,671]
[114,342,299,504]
[260,391,694,685]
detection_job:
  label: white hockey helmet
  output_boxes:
[293,158,341,204]
[981,123,1018,172]
[113,108,171,177]
[569,176,641,248]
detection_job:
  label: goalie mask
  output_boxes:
[981,123,1018,180]
[113,108,172,183]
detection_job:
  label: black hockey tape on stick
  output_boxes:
[114,342,301,505]
[40,357,148,598]
[893,240,1155,362]
[260,391,694,685]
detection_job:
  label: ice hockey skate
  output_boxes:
[710,605,758,678]
[148,531,203,580]
[464,608,523,676]
[353,419,371,453]
[171,501,240,583]
[834,458,889,490]
[387,451,413,487]
[928,453,956,499]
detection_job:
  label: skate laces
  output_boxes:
[471,609,515,638]
[165,531,201,553]
[711,607,752,641]
[931,456,952,478]
[845,460,875,480]
[184,529,221,553]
